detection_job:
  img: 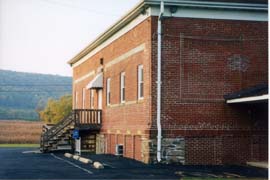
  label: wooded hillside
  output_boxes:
[0,69,72,120]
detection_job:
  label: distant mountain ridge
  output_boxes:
[0,69,72,120]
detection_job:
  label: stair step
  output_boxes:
[58,134,71,138]
[57,141,69,145]
[57,145,72,150]
[40,112,75,154]
[48,141,56,144]
[57,143,70,146]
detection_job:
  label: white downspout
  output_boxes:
[157,0,164,163]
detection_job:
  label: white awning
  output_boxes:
[226,94,268,104]
[86,73,103,89]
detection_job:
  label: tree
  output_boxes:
[38,95,72,124]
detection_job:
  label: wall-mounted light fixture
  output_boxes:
[169,6,178,14]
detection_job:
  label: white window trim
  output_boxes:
[82,88,85,109]
[90,90,94,109]
[120,72,125,103]
[106,78,111,105]
[75,91,78,109]
[138,65,144,100]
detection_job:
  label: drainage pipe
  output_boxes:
[157,0,164,163]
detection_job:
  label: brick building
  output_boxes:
[67,0,268,165]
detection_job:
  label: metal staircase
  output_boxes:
[40,112,76,152]
[40,109,102,153]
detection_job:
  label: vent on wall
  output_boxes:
[115,144,123,156]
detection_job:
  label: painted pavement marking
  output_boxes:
[50,153,93,174]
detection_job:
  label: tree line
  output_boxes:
[0,69,72,121]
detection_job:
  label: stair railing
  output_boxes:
[73,109,102,126]
[41,111,76,150]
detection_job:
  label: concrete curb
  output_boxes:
[73,155,80,160]
[64,153,73,158]
[79,157,93,164]
[63,153,103,168]
[93,161,104,169]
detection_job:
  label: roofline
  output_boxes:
[68,0,268,66]
[68,0,147,65]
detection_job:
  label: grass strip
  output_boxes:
[0,144,39,148]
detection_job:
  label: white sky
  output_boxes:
[0,0,140,76]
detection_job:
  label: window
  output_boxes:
[138,65,144,99]
[74,91,78,109]
[115,144,123,156]
[82,88,85,109]
[90,90,94,109]
[106,78,111,105]
[120,72,125,103]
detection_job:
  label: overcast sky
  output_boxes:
[0,0,140,76]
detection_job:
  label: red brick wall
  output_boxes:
[105,134,142,161]
[72,15,268,164]
[72,17,153,162]
[150,17,268,164]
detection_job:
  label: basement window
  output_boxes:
[115,144,123,156]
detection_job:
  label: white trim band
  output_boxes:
[150,6,268,21]
[74,71,95,84]
[105,43,145,70]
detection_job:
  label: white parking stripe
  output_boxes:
[103,163,115,169]
[51,153,93,174]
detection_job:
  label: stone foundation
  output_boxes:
[143,137,185,164]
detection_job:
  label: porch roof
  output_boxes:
[86,73,103,89]
[224,84,268,104]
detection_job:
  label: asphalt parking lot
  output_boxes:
[0,147,268,179]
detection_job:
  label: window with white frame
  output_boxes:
[120,72,125,103]
[106,78,111,105]
[82,88,85,109]
[138,65,144,99]
[90,90,94,109]
[74,91,78,109]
